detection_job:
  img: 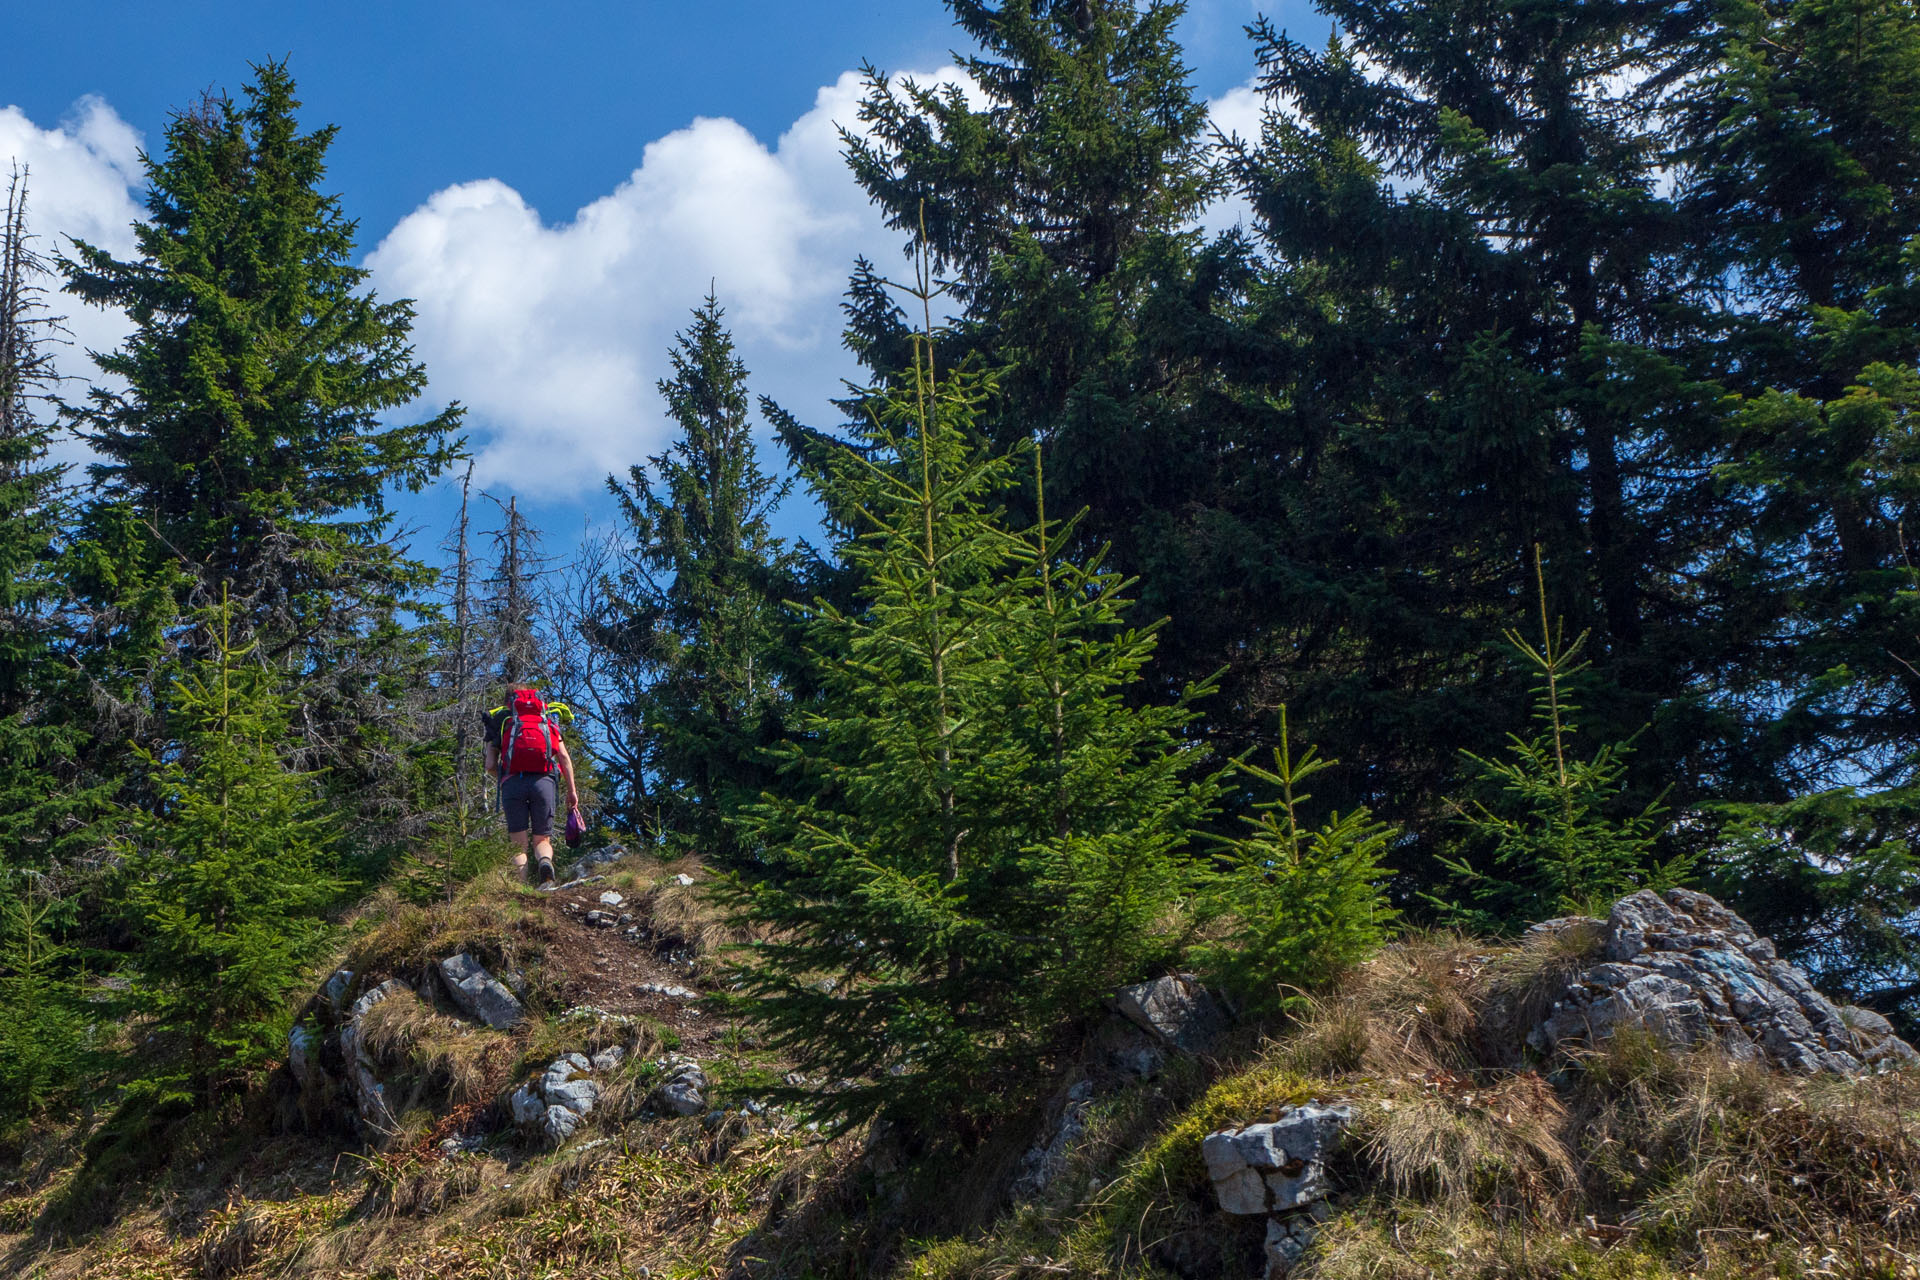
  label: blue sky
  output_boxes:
[0,0,1321,557]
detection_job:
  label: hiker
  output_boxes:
[483,687,580,885]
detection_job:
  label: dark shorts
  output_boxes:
[501,772,557,837]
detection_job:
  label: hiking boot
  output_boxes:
[536,858,555,887]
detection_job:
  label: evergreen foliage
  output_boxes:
[842,2,1235,674]
[121,595,342,1101]
[0,167,103,872]
[1435,555,1686,927]
[723,267,1217,1131]
[0,870,87,1121]
[598,297,795,850]
[1197,707,1397,1016]
[60,62,461,825]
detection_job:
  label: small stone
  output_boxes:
[673,873,695,887]
[546,1078,600,1115]
[509,1082,547,1126]
[599,890,626,907]
[584,910,615,928]
[637,981,700,1000]
[592,1045,627,1072]
[542,1104,584,1142]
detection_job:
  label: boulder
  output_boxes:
[653,1059,708,1116]
[437,953,525,1030]
[322,968,355,1013]
[1111,974,1227,1053]
[513,1051,610,1147]
[1202,1103,1354,1217]
[1530,889,1918,1075]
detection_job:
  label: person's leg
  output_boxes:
[527,776,557,882]
[502,775,534,881]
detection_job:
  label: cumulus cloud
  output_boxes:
[0,96,146,407]
[369,69,968,498]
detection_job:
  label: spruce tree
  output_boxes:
[0,870,86,1119]
[122,594,341,1101]
[843,1,1226,602]
[1220,1,1738,846]
[1197,707,1397,1016]
[599,296,794,853]
[0,166,100,872]
[61,63,461,800]
[724,266,1217,1132]
[1433,553,1686,928]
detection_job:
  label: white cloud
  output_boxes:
[0,95,146,434]
[369,69,975,499]
[1196,78,1266,238]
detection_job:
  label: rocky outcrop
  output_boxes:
[1528,888,1917,1075]
[511,1046,626,1145]
[339,979,410,1140]
[1203,1103,1354,1277]
[437,953,525,1030]
[1012,1079,1093,1200]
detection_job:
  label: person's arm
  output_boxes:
[483,741,500,783]
[553,737,580,811]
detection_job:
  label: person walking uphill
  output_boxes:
[483,686,580,885]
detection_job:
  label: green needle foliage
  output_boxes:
[723,259,1217,1134]
[1435,553,1687,928]
[1198,707,1397,1017]
[121,594,342,1103]
[602,295,796,854]
[0,871,87,1122]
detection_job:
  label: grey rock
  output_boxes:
[592,1045,627,1072]
[637,981,700,1001]
[542,1104,585,1143]
[599,890,626,907]
[438,953,526,1030]
[1530,889,1917,1076]
[672,872,695,887]
[322,968,355,1012]
[1111,973,1227,1053]
[1264,1216,1313,1278]
[340,979,411,1140]
[583,910,616,928]
[1266,1163,1331,1211]
[653,1060,708,1117]
[547,1077,600,1115]
[288,1023,322,1092]
[1012,1080,1093,1200]
[510,1082,547,1126]
[1203,1103,1354,1217]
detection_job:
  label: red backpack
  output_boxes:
[501,687,559,775]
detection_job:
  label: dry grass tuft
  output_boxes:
[1278,931,1485,1081]
[356,989,518,1107]
[1357,1067,1576,1217]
